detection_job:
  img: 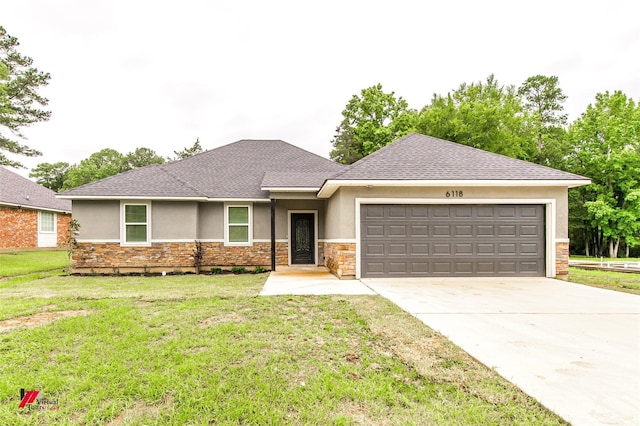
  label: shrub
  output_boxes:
[210,267,222,275]
[231,266,247,274]
[254,266,266,274]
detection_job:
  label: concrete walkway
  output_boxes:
[260,266,375,295]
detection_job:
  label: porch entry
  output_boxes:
[290,212,315,264]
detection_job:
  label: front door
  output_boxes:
[291,213,315,264]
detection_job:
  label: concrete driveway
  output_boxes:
[361,277,640,426]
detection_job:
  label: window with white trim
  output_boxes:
[225,204,251,245]
[39,211,55,233]
[122,203,150,245]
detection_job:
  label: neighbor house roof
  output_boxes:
[0,167,72,212]
[317,134,590,197]
[59,140,345,199]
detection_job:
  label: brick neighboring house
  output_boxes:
[0,167,72,250]
[59,134,590,278]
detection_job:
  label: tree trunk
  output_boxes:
[585,239,590,257]
[609,236,620,258]
[626,244,630,258]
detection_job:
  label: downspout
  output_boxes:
[270,198,276,271]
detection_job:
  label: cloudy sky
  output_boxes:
[3,0,639,178]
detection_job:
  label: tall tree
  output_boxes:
[0,26,50,168]
[62,148,128,190]
[566,91,640,257]
[172,137,203,160]
[518,75,568,165]
[125,147,165,168]
[29,161,70,192]
[330,84,413,164]
[413,75,533,160]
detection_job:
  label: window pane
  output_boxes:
[125,205,147,223]
[40,212,54,232]
[228,206,248,224]
[229,225,248,242]
[126,225,147,242]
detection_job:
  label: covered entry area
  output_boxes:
[359,203,546,278]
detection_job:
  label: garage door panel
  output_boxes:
[365,243,385,256]
[361,204,545,278]
[389,243,407,255]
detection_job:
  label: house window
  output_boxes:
[225,204,251,245]
[122,203,150,245]
[39,211,55,233]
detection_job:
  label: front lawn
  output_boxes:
[0,274,565,425]
[0,251,67,277]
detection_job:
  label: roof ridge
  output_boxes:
[331,133,415,179]
[157,164,208,197]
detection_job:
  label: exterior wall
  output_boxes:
[56,213,72,248]
[198,202,224,240]
[0,206,71,250]
[73,200,120,240]
[324,242,356,278]
[0,206,37,248]
[153,201,198,240]
[70,199,325,270]
[72,241,289,273]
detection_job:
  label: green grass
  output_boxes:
[568,267,640,295]
[0,251,67,277]
[0,274,565,425]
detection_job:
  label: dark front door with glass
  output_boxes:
[291,213,314,264]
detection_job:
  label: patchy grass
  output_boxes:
[0,251,67,278]
[568,267,640,295]
[0,274,565,425]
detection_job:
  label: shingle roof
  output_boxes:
[0,167,72,212]
[332,133,588,181]
[60,140,345,199]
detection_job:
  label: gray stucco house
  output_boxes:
[59,134,590,278]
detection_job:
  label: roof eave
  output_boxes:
[260,187,320,192]
[317,179,592,198]
[0,201,71,214]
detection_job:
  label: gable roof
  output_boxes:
[0,167,72,212]
[317,133,590,197]
[60,140,345,199]
[334,133,588,181]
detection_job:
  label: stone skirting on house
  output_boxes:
[324,242,356,279]
[555,240,569,280]
[72,241,290,273]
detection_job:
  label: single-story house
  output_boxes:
[58,133,590,278]
[0,167,72,250]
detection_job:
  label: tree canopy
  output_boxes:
[0,26,50,168]
[172,138,203,160]
[330,84,413,164]
[566,91,640,257]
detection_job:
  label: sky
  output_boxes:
[3,0,640,178]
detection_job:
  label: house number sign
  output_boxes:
[445,190,463,198]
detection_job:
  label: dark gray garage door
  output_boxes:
[360,204,545,277]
